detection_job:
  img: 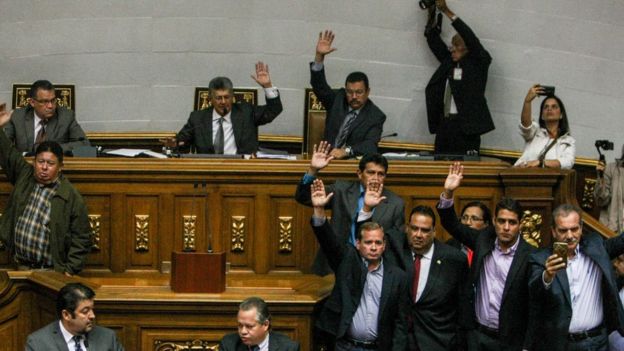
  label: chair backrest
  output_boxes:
[302,88,327,154]
[193,88,257,111]
[12,83,75,111]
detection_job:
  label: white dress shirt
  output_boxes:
[59,321,87,350]
[413,242,435,302]
[212,109,236,155]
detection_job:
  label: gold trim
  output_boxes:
[154,339,219,351]
[135,215,150,252]
[582,178,597,210]
[231,216,246,252]
[278,216,293,253]
[88,214,101,251]
[183,215,197,251]
[520,210,542,248]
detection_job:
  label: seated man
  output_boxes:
[175,62,283,155]
[26,282,124,351]
[0,105,92,275]
[310,30,386,159]
[219,296,300,351]
[4,80,90,154]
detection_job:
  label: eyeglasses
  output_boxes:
[461,215,484,223]
[32,98,57,105]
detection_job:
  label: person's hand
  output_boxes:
[516,160,540,168]
[251,61,272,88]
[309,141,335,173]
[160,137,182,148]
[525,84,543,103]
[363,181,387,212]
[329,147,348,160]
[64,272,73,277]
[543,254,566,284]
[0,103,13,128]
[443,162,463,198]
[315,30,337,63]
[596,161,606,173]
[311,179,334,208]
[435,0,449,13]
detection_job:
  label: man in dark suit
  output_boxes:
[528,204,624,351]
[436,162,535,351]
[4,80,89,154]
[424,0,494,155]
[219,296,300,351]
[309,178,408,350]
[310,30,386,159]
[175,62,282,155]
[25,282,124,350]
[295,142,405,275]
[384,205,468,350]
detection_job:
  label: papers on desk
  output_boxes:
[255,151,297,160]
[105,149,168,159]
[382,152,434,160]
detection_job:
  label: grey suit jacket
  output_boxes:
[5,106,89,153]
[25,321,124,351]
[218,332,300,351]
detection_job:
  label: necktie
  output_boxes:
[443,79,452,118]
[466,247,474,267]
[214,117,224,154]
[34,120,47,151]
[411,254,422,302]
[249,346,260,351]
[334,110,358,148]
[73,335,83,351]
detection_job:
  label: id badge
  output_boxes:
[453,68,463,80]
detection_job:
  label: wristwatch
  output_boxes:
[344,146,353,157]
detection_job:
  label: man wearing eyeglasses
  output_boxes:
[436,162,535,351]
[310,30,386,159]
[424,0,494,155]
[527,204,624,351]
[4,80,89,154]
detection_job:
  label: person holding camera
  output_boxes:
[514,84,576,169]
[424,0,495,155]
[595,145,624,233]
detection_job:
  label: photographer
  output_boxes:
[514,84,576,169]
[595,145,624,233]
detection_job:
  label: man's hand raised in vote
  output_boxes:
[315,30,337,64]
[442,162,463,199]
[251,61,273,88]
[311,179,334,218]
[363,181,387,213]
[308,141,335,176]
[0,103,13,128]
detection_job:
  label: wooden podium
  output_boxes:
[170,251,226,293]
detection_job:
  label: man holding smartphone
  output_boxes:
[528,204,624,351]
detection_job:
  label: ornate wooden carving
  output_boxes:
[183,215,197,251]
[582,178,597,210]
[521,210,543,248]
[278,216,293,253]
[231,216,246,252]
[135,215,150,252]
[88,214,101,251]
[154,339,219,350]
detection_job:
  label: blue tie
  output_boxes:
[73,335,83,351]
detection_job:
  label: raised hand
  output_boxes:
[251,61,272,88]
[311,179,334,208]
[309,141,335,173]
[443,162,463,198]
[363,181,387,212]
[0,103,13,128]
[543,254,566,283]
[524,84,543,103]
[315,30,337,62]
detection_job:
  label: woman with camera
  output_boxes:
[514,84,576,169]
[595,145,624,233]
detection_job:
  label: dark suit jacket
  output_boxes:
[176,96,282,154]
[310,64,386,157]
[25,321,124,351]
[311,220,408,351]
[4,106,90,153]
[528,231,624,351]
[385,235,468,351]
[218,331,300,351]
[425,18,494,137]
[296,179,405,275]
[437,205,535,350]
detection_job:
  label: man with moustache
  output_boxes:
[25,283,124,350]
[310,30,386,159]
[174,62,282,155]
[436,162,535,350]
[528,204,624,351]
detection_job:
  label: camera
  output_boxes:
[537,85,556,96]
[595,140,614,151]
[419,0,435,9]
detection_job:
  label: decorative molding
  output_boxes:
[154,339,219,351]
[278,216,293,253]
[231,216,246,252]
[135,215,150,252]
[194,88,257,111]
[520,210,543,248]
[88,214,101,251]
[12,84,75,110]
[183,215,197,251]
[306,89,326,111]
[581,178,597,210]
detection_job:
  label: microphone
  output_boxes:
[381,132,398,139]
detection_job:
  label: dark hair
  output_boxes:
[56,283,95,319]
[551,203,582,228]
[35,141,64,164]
[618,144,624,166]
[239,296,271,325]
[345,71,369,90]
[208,76,234,96]
[358,221,384,241]
[495,197,523,221]
[539,95,570,136]
[461,201,492,225]
[29,80,55,98]
[358,153,388,173]
[410,205,436,228]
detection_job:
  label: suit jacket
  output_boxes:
[25,321,124,351]
[311,220,408,351]
[528,231,624,351]
[425,18,494,137]
[4,106,90,153]
[218,331,300,351]
[176,97,282,154]
[296,179,405,275]
[437,205,535,350]
[310,64,386,157]
[385,235,468,351]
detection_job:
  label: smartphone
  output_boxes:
[553,242,568,267]
[538,85,556,96]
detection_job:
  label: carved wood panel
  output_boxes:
[174,196,207,252]
[269,197,299,271]
[83,195,112,270]
[126,196,159,270]
[221,195,255,272]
